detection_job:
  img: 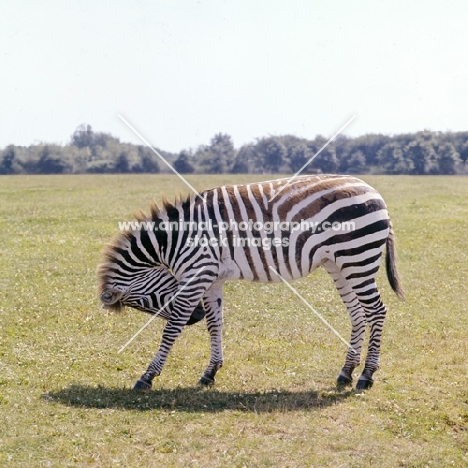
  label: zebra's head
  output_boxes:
[98,254,205,325]
[99,265,175,311]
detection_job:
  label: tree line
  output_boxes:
[1,124,467,175]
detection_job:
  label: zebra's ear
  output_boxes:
[100,289,123,305]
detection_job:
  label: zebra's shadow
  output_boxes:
[43,384,354,413]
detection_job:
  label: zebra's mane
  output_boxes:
[97,193,193,295]
[137,193,191,224]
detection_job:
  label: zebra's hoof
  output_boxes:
[336,374,353,387]
[133,379,152,392]
[198,375,215,386]
[356,378,373,391]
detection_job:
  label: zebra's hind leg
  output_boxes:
[353,282,387,390]
[199,282,224,386]
[323,260,366,388]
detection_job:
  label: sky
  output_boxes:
[1,0,468,153]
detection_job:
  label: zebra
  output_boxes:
[98,174,404,391]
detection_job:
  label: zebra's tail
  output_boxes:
[385,220,405,301]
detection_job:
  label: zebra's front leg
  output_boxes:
[199,282,224,386]
[133,318,189,391]
[133,286,208,391]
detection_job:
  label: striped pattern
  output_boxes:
[98,174,404,390]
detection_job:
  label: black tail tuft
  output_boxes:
[386,221,405,301]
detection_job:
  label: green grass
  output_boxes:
[1,174,467,467]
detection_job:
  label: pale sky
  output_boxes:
[1,0,468,153]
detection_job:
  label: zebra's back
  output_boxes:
[204,175,390,283]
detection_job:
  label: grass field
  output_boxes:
[1,174,467,467]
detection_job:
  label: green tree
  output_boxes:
[343,150,366,174]
[378,143,414,174]
[71,124,94,148]
[231,144,255,173]
[254,137,287,173]
[93,131,120,148]
[68,146,89,173]
[436,143,461,174]
[459,141,468,163]
[137,146,160,173]
[288,143,311,172]
[198,133,235,174]
[405,140,436,175]
[114,151,130,173]
[0,146,20,174]
[174,150,195,174]
[347,134,390,167]
[37,145,73,174]
[309,136,338,173]
[86,160,115,173]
